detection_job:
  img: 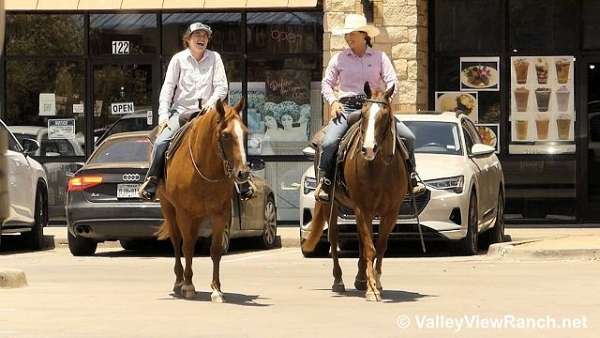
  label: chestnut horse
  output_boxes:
[303,83,409,301]
[155,98,249,303]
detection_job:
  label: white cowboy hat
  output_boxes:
[332,14,380,38]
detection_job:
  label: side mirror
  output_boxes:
[21,138,40,155]
[302,146,316,159]
[249,158,265,171]
[470,144,495,157]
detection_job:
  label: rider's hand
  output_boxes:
[330,101,343,119]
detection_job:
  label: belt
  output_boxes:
[339,95,367,107]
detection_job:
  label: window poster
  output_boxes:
[510,56,575,154]
[460,57,500,91]
[435,91,479,122]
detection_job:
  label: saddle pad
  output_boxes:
[165,121,194,164]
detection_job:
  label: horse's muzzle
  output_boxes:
[361,145,377,161]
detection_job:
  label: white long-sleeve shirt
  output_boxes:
[158,49,228,124]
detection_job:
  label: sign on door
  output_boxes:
[110,102,135,115]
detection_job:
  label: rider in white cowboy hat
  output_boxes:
[315,13,425,202]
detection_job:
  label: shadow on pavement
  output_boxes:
[0,234,55,255]
[159,291,272,307]
[315,287,433,303]
[93,236,282,258]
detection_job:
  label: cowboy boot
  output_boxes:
[139,176,159,201]
[406,160,426,195]
[314,169,332,202]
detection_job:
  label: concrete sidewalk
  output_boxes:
[42,226,600,260]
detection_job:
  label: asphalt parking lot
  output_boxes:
[1,229,598,338]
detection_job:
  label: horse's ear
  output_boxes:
[364,82,372,98]
[216,99,226,122]
[385,84,395,100]
[234,96,245,115]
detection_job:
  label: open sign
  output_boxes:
[110,102,135,115]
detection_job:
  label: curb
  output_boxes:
[51,236,302,249]
[488,240,600,260]
[0,269,28,288]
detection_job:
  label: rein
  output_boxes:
[188,122,235,183]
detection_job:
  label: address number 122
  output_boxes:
[112,41,130,55]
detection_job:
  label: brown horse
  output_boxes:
[303,83,409,302]
[155,98,249,303]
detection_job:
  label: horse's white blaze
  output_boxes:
[363,103,380,149]
[234,120,246,164]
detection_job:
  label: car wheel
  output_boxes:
[23,188,46,250]
[120,240,146,251]
[459,192,478,256]
[482,190,505,248]
[301,238,330,258]
[260,196,278,249]
[68,231,97,256]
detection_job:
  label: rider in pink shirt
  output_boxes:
[315,14,424,202]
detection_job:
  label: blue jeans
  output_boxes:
[318,102,416,176]
[146,112,180,179]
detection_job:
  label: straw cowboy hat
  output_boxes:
[332,14,380,38]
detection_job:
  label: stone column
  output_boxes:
[323,0,428,118]
[0,129,8,223]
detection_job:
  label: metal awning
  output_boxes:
[6,0,318,10]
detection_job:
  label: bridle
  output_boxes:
[358,98,395,163]
[188,122,235,183]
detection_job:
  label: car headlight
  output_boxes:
[424,175,464,193]
[303,176,317,195]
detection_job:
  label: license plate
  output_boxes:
[117,183,140,199]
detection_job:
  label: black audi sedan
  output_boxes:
[66,131,277,256]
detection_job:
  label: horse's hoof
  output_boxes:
[354,279,367,291]
[366,291,381,302]
[211,290,225,303]
[182,285,195,299]
[173,283,183,296]
[332,282,346,293]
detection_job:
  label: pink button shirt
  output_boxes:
[321,47,398,105]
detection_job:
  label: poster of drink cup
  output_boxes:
[510,56,575,154]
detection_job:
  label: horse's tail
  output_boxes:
[155,221,170,240]
[301,201,328,252]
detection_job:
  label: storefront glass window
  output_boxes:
[247,12,322,54]
[5,14,84,56]
[246,56,322,156]
[583,0,600,50]
[90,14,159,55]
[434,0,502,53]
[3,60,86,221]
[252,161,312,221]
[4,60,86,154]
[162,13,242,55]
[509,0,578,52]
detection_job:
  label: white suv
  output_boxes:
[0,119,48,250]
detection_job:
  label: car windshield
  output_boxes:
[89,138,151,164]
[403,121,463,155]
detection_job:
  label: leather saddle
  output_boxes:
[310,112,410,188]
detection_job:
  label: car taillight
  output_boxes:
[67,176,103,192]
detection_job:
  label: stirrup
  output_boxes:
[410,173,426,195]
[314,177,332,202]
[237,181,256,201]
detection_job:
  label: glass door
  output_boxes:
[584,61,600,219]
[91,62,158,147]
